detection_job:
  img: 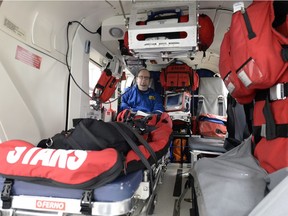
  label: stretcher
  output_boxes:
[0,113,173,216]
[0,157,168,216]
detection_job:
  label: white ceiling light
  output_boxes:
[109,27,124,38]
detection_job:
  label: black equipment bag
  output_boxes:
[38,119,139,155]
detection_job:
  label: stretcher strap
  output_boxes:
[111,123,154,189]
[1,179,13,209]
[131,114,159,134]
[80,190,94,215]
[118,122,158,165]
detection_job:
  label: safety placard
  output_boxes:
[15,45,42,69]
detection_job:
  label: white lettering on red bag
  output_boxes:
[36,200,66,210]
[6,147,87,170]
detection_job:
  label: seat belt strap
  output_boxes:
[262,96,276,140]
[253,124,288,144]
[218,95,224,116]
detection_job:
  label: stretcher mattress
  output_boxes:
[0,170,143,202]
[0,113,173,215]
[0,170,144,215]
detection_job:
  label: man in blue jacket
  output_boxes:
[120,69,164,113]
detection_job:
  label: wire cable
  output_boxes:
[64,20,133,129]
[65,21,99,130]
[65,21,98,100]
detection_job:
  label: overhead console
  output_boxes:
[126,1,198,60]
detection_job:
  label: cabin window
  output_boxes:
[89,61,101,102]
[120,70,134,92]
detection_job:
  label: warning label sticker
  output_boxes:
[15,45,42,69]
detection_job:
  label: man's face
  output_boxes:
[136,70,151,91]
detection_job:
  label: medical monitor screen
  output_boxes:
[164,92,191,112]
[166,94,182,106]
